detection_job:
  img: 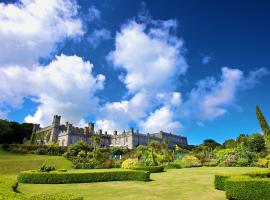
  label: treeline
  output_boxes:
[0,120,33,144]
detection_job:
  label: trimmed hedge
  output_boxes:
[225,176,270,200]
[17,169,150,184]
[214,174,232,190]
[130,166,164,173]
[214,171,270,191]
[0,176,82,200]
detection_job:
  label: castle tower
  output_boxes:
[30,124,40,144]
[130,127,134,135]
[88,122,94,135]
[49,115,61,142]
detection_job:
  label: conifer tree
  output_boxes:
[256,105,270,149]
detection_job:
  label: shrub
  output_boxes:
[121,158,139,169]
[17,169,150,184]
[255,158,269,168]
[178,155,202,168]
[130,165,164,173]
[165,163,182,169]
[225,176,270,200]
[39,165,55,172]
[202,160,219,167]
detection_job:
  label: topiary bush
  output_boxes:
[17,169,150,184]
[121,158,139,169]
[225,176,270,200]
[130,165,164,173]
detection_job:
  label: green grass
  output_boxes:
[19,167,268,200]
[1,148,268,200]
[0,149,72,175]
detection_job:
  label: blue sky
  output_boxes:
[0,0,269,145]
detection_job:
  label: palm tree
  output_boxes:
[91,134,101,150]
[148,141,161,166]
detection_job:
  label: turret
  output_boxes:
[113,130,117,135]
[88,122,94,135]
[52,115,61,128]
[130,127,134,135]
[136,129,139,135]
[98,129,102,135]
[49,115,61,142]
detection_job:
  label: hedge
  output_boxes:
[214,174,232,190]
[17,169,150,184]
[214,171,270,191]
[0,176,82,200]
[130,166,164,173]
[225,176,270,200]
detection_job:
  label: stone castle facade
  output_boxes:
[31,115,188,149]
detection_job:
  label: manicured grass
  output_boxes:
[19,167,267,200]
[0,149,72,175]
[1,149,268,200]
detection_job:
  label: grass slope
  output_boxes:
[19,167,267,200]
[0,149,72,175]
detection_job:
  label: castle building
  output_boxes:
[31,115,188,149]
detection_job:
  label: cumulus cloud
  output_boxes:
[97,18,187,133]
[183,67,268,121]
[0,54,105,126]
[87,28,111,48]
[0,0,83,67]
[108,20,187,93]
[140,106,183,133]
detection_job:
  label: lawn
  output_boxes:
[0,149,73,175]
[0,149,268,200]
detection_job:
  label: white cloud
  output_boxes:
[97,19,187,133]
[87,28,111,48]
[140,106,182,133]
[201,55,212,64]
[0,0,83,67]
[0,54,105,126]
[183,67,268,121]
[88,5,101,21]
[108,20,188,93]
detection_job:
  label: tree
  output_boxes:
[256,105,270,149]
[91,134,101,150]
[256,105,270,135]
[223,139,236,149]
[148,141,161,166]
[201,139,221,150]
[245,133,266,153]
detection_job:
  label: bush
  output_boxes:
[38,165,55,172]
[255,158,269,168]
[17,169,150,184]
[130,165,164,173]
[178,155,202,168]
[225,176,270,200]
[202,160,219,167]
[121,158,139,169]
[165,163,182,169]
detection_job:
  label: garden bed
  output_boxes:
[17,169,150,184]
